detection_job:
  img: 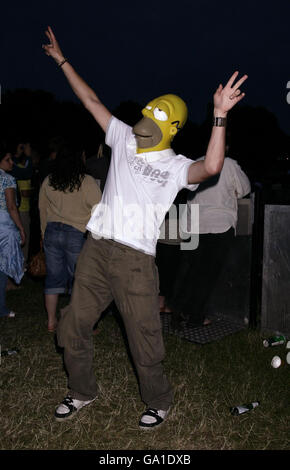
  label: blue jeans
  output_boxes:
[0,270,9,317]
[44,222,86,295]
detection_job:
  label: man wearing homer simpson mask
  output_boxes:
[42,26,247,429]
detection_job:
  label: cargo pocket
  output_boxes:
[126,255,158,297]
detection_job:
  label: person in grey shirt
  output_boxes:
[169,156,251,328]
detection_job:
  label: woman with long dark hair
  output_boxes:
[0,145,25,318]
[39,142,102,332]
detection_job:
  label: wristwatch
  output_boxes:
[213,116,227,127]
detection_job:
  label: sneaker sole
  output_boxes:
[55,412,76,422]
[139,420,165,431]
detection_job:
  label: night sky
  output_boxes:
[2,0,290,134]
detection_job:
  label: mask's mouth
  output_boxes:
[133,117,162,149]
[134,132,152,139]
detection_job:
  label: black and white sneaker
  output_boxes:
[54,395,96,422]
[139,407,170,430]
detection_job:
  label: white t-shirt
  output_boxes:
[186,157,251,234]
[87,116,197,255]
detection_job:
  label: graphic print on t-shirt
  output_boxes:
[127,155,170,188]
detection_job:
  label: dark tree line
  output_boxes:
[1,88,290,185]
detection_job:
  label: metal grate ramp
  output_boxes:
[161,312,246,344]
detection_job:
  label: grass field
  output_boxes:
[1,276,290,451]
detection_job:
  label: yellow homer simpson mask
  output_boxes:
[133,94,188,153]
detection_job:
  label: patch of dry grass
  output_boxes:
[1,277,290,451]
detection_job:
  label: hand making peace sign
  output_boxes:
[42,26,64,64]
[213,71,248,116]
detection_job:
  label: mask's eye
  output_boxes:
[146,105,152,110]
[153,107,168,121]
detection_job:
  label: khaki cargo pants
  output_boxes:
[57,235,173,410]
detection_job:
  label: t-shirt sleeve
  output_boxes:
[230,159,251,198]
[105,116,133,149]
[4,174,17,190]
[176,157,199,192]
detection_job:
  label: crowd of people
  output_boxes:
[0,137,108,319]
[0,134,251,326]
[0,25,250,431]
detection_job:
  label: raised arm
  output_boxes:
[188,71,248,184]
[42,26,112,132]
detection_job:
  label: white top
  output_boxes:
[186,157,251,234]
[87,116,197,255]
